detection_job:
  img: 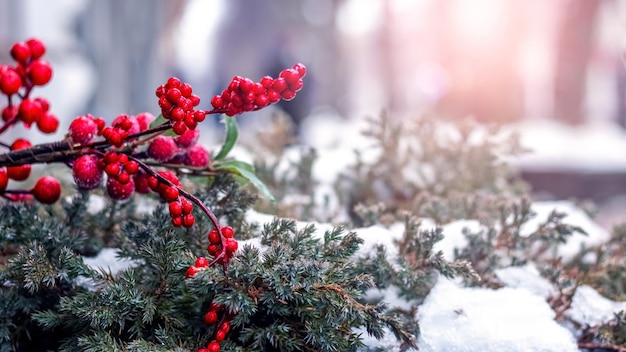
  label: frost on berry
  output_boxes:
[147,135,178,162]
[69,115,98,144]
[106,177,135,200]
[31,176,61,204]
[135,112,156,131]
[175,129,200,148]
[184,144,210,167]
[73,155,103,190]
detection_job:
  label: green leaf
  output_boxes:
[147,114,176,136]
[213,116,238,161]
[215,158,275,202]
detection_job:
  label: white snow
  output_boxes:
[417,278,579,352]
[566,285,626,327]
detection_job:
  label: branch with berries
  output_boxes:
[0,38,305,352]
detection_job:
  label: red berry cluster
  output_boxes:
[197,302,231,352]
[0,39,58,134]
[101,114,139,147]
[146,170,195,227]
[210,63,306,117]
[97,151,139,200]
[207,226,238,265]
[155,77,206,135]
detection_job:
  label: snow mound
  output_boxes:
[417,278,578,352]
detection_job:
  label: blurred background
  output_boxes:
[2,0,626,226]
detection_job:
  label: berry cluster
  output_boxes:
[197,302,231,352]
[207,226,238,265]
[210,63,307,116]
[102,114,140,147]
[1,39,58,133]
[146,170,195,227]
[155,77,206,135]
[97,151,140,200]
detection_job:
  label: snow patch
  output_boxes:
[417,278,578,352]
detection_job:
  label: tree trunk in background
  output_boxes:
[553,0,600,125]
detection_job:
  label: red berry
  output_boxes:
[293,63,307,77]
[185,266,199,278]
[181,198,193,214]
[11,138,32,151]
[2,105,18,122]
[280,68,300,86]
[272,78,287,93]
[182,214,195,227]
[10,42,31,63]
[105,163,120,177]
[222,226,234,238]
[162,186,179,202]
[166,88,182,103]
[171,216,183,227]
[260,76,274,89]
[215,329,227,342]
[37,112,59,133]
[135,112,156,131]
[31,176,61,204]
[0,167,8,192]
[281,89,296,101]
[117,172,131,184]
[8,165,31,181]
[123,161,138,175]
[26,38,46,59]
[69,115,98,144]
[225,238,238,253]
[267,90,281,103]
[168,201,182,217]
[27,59,52,86]
[106,177,135,200]
[185,145,210,167]
[35,97,50,112]
[195,257,209,268]
[133,172,150,194]
[207,244,219,256]
[147,136,178,162]
[207,341,220,352]
[166,77,181,89]
[211,95,223,109]
[18,98,43,125]
[219,321,231,334]
[172,121,187,135]
[73,155,103,190]
[175,129,200,148]
[0,69,22,95]
[208,229,220,244]
[204,311,218,325]
[198,349,209,352]
[112,114,140,135]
